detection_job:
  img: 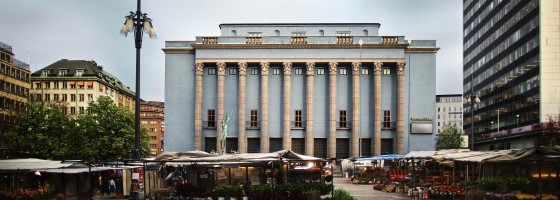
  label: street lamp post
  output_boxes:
[120,0,157,160]
[516,114,520,127]
[465,95,480,150]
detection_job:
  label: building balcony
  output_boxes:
[195,36,407,46]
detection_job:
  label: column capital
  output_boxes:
[195,62,204,76]
[260,62,269,76]
[374,62,383,75]
[397,62,406,76]
[328,62,338,75]
[283,62,292,76]
[352,62,361,75]
[238,62,247,76]
[217,62,226,76]
[306,62,315,76]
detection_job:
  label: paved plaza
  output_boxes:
[333,177,410,200]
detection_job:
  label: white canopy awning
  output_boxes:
[0,158,72,171]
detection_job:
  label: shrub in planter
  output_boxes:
[333,188,356,200]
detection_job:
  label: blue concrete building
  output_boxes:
[163,23,438,159]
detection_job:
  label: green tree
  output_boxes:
[73,96,149,160]
[6,100,73,159]
[436,125,464,150]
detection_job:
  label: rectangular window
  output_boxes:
[229,68,237,75]
[150,136,157,140]
[70,83,76,89]
[62,82,67,89]
[250,68,258,75]
[339,68,347,75]
[361,68,369,75]
[294,68,303,75]
[295,110,303,128]
[53,94,59,101]
[44,94,50,102]
[317,68,325,75]
[62,94,67,101]
[208,68,216,75]
[250,110,258,127]
[79,94,85,102]
[339,110,347,128]
[208,109,216,127]
[58,70,67,76]
[383,110,391,128]
[150,128,157,132]
[53,82,59,89]
[87,94,93,101]
[41,70,50,77]
[79,107,84,114]
[273,68,281,75]
[141,120,148,124]
[383,68,391,75]
[70,94,76,102]
[45,82,50,89]
[70,107,76,115]
[75,70,84,76]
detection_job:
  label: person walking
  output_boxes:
[109,179,116,194]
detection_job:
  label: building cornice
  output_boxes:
[191,43,409,49]
[162,48,195,54]
[405,48,440,53]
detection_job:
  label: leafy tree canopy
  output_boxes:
[436,125,464,150]
[7,96,149,160]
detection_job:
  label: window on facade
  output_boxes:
[361,68,369,75]
[70,83,76,89]
[62,94,67,101]
[273,68,281,75]
[383,68,391,75]
[150,128,157,132]
[53,94,59,101]
[35,82,41,89]
[248,32,262,37]
[53,82,59,89]
[44,94,50,102]
[141,120,148,124]
[75,69,84,76]
[250,110,258,128]
[59,69,67,76]
[45,82,50,89]
[70,94,76,102]
[339,68,347,75]
[88,94,93,101]
[41,70,50,77]
[229,68,237,75]
[62,82,67,89]
[317,68,325,75]
[79,107,84,114]
[208,68,216,75]
[383,110,391,128]
[250,68,258,75]
[79,94,85,102]
[150,136,157,140]
[70,107,76,115]
[294,110,303,128]
[208,109,216,127]
[337,32,350,36]
[294,68,303,75]
[339,110,347,128]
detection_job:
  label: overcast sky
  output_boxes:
[0,0,463,101]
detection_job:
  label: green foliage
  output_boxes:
[249,182,331,199]
[6,96,149,160]
[436,125,464,150]
[333,188,356,200]
[477,177,501,191]
[7,100,73,159]
[212,185,242,198]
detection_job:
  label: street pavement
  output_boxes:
[333,177,410,200]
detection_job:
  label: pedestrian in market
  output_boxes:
[109,179,116,194]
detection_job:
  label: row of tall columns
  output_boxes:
[193,61,405,156]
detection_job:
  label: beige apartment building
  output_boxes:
[30,59,135,115]
[0,41,31,157]
[140,101,164,156]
